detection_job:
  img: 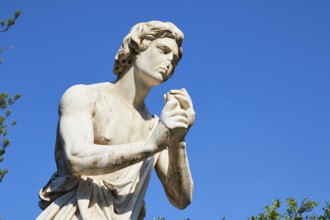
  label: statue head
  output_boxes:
[113,21,184,77]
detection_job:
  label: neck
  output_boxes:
[114,66,152,110]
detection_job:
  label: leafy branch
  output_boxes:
[0,10,21,64]
[248,197,330,220]
[0,93,20,182]
[0,10,21,33]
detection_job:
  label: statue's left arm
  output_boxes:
[155,89,195,209]
[155,138,193,209]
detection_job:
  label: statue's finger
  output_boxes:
[171,115,188,124]
[174,94,191,109]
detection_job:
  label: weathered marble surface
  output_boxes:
[38,21,194,220]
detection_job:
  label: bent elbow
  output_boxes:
[167,179,194,209]
[177,193,192,210]
[62,145,88,175]
[64,153,84,175]
[55,141,84,176]
[169,191,193,210]
[177,181,193,209]
[176,199,192,210]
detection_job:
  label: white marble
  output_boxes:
[38,21,194,220]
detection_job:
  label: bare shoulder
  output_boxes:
[59,82,115,115]
[59,84,98,115]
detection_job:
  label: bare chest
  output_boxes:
[92,97,154,145]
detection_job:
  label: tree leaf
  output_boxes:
[14,10,21,19]
[5,110,11,117]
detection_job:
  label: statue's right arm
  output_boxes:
[58,85,169,176]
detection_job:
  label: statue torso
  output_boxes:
[90,83,154,146]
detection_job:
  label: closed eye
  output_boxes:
[157,46,168,54]
[156,43,179,66]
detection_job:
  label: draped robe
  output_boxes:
[38,118,159,220]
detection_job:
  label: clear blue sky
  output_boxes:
[1,1,329,219]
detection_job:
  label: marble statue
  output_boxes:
[37,21,195,220]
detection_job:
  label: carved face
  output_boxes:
[134,37,179,86]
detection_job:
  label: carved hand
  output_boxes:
[160,92,190,139]
[160,93,188,129]
[169,88,195,128]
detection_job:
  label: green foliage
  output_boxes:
[248,197,330,220]
[0,9,21,63]
[152,199,329,220]
[0,10,21,33]
[0,93,20,182]
[152,218,190,220]
[323,203,330,219]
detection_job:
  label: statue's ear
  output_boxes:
[128,38,140,56]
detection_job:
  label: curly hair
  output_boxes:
[113,21,184,76]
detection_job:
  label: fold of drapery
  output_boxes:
[37,117,160,220]
[37,154,156,220]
